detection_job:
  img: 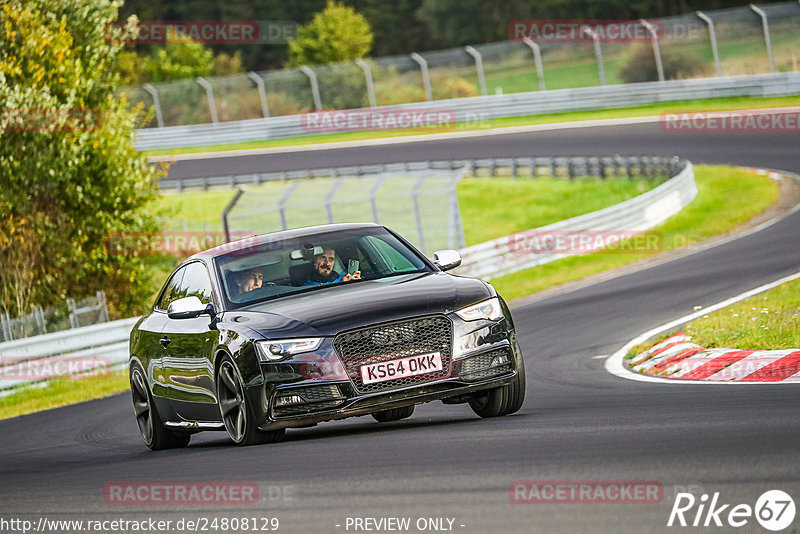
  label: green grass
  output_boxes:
[0,370,129,421]
[489,165,779,300]
[144,95,800,157]
[683,278,800,350]
[459,177,655,245]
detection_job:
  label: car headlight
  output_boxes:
[255,338,323,362]
[455,298,503,321]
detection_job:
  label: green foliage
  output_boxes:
[618,45,707,84]
[0,0,165,319]
[140,35,214,83]
[287,1,373,67]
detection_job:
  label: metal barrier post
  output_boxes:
[142,83,164,128]
[412,175,430,254]
[696,11,722,76]
[299,66,323,111]
[221,188,245,242]
[410,53,433,101]
[195,77,219,124]
[640,19,665,82]
[355,59,377,108]
[749,4,776,73]
[582,27,606,85]
[247,72,271,118]
[522,38,546,91]
[369,175,387,223]
[325,178,344,223]
[278,182,300,231]
[464,46,488,96]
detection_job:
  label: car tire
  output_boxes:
[216,357,285,446]
[129,364,191,450]
[468,356,526,418]
[371,405,415,422]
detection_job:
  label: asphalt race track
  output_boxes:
[1,123,799,533]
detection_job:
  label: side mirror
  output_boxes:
[432,250,462,272]
[168,296,214,319]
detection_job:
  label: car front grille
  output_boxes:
[334,316,453,394]
[459,349,513,381]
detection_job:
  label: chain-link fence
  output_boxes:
[223,167,468,256]
[0,292,110,342]
[119,2,800,129]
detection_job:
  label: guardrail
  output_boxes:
[164,154,680,191]
[453,159,695,279]
[0,317,138,391]
[136,72,800,150]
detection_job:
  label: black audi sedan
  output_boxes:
[129,223,525,450]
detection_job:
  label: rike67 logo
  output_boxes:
[668,490,796,531]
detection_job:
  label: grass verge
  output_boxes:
[144,95,799,157]
[684,278,800,350]
[490,165,779,300]
[0,370,129,420]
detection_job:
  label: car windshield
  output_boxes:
[215,227,431,309]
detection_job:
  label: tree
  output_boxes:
[287,1,373,67]
[0,0,165,319]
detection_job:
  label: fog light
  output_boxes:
[275,394,304,407]
[490,354,509,367]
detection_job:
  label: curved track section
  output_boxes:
[1,123,799,533]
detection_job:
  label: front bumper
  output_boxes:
[255,342,521,431]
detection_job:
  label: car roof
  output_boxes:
[188,222,384,262]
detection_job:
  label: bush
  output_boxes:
[434,77,479,99]
[619,45,707,84]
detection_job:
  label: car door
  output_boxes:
[160,260,221,422]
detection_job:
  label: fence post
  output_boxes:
[97,291,110,323]
[410,53,433,101]
[299,66,323,111]
[1,313,12,341]
[325,178,344,224]
[582,27,606,86]
[696,11,722,77]
[749,4,776,73]
[640,19,665,82]
[355,59,378,108]
[142,83,164,128]
[67,298,79,329]
[522,38,546,91]
[195,77,219,124]
[247,72,271,118]
[33,306,47,334]
[369,175,387,223]
[449,168,467,249]
[412,174,430,254]
[221,188,245,242]
[464,46,488,96]
[278,182,300,231]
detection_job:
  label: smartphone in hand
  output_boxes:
[347,259,360,275]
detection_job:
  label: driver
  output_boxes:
[233,267,263,296]
[304,246,360,286]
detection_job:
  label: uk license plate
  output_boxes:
[360,352,443,384]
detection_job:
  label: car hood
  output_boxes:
[222,272,492,338]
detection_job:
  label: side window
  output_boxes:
[175,262,214,304]
[156,267,186,311]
